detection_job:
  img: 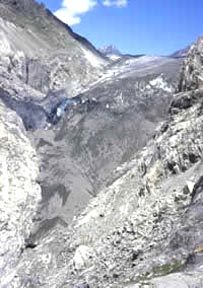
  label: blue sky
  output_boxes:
[38,0,203,55]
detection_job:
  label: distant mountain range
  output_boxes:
[98,44,122,56]
[170,46,190,58]
[99,44,191,59]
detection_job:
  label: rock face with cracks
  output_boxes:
[0,101,41,287]
[179,36,203,91]
[0,0,107,96]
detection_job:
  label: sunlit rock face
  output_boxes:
[0,0,107,97]
[99,45,122,61]
[0,101,41,287]
[179,36,203,91]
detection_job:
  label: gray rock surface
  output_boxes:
[30,56,181,232]
[0,101,41,287]
[179,36,203,91]
[0,0,107,96]
[7,38,203,288]
[1,1,203,287]
[170,46,190,58]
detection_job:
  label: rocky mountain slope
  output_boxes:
[0,0,182,238]
[1,0,202,287]
[30,55,181,229]
[170,46,190,58]
[0,0,107,101]
[99,45,121,55]
[99,45,122,60]
[0,101,41,287]
[10,36,203,288]
[179,38,203,91]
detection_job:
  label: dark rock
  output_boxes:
[191,176,203,202]
[74,284,90,288]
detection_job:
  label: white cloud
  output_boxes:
[54,0,128,26]
[54,0,97,25]
[102,0,128,7]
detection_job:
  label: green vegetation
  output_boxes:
[152,262,185,276]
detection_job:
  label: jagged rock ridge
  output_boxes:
[170,46,190,58]
[179,36,203,91]
[99,45,122,60]
[0,0,107,97]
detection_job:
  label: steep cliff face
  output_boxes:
[179,36,203,91]
[11,38,203,288]
[0,101,41,287]
[0,0,107,97]
[0,0,108,131]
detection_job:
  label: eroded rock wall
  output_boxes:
[0,101,41,286]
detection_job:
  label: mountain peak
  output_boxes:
[99,45,121,55]
[170,46,190,58]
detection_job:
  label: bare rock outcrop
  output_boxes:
[0,0,107,97]
[0,101,41,286]
[179,36,203,91]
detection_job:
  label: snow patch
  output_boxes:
[150,76,172,92]
[77,209,99,227]
[81,46,105,68]
[73,245,94,270]
[107,54,122,61]
[125,56,160,66]
[0,30,12,56]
